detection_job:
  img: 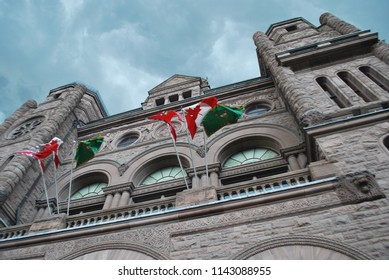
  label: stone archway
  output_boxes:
[233,235,373,260]
[73,249,155,260]
[61,242,169,260]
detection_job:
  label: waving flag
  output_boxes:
[75,136,104,168]
[184,96,218,139]
[148,110,182,141]
[17,137,63,170]
[202,104,244,137]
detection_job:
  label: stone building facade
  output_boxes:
[0,13,388,260]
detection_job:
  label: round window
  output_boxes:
[245,103,270,116]
[117,134,138,148]
[6,116,44,140]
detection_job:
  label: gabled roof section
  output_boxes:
[148,74,202,95]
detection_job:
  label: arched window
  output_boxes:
[359,66,389,93]
[316,77,350,108]
[337,71,377,102]
[224,148,279,168]
[141,166,186,185]
[70,182,106,200]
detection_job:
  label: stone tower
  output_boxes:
[0,84,106,225]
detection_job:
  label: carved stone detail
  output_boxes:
[336,171,385,203]
[300,109,325,127]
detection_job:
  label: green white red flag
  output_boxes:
[202,104,244,137]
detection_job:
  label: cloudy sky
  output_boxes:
[0,0,388,123]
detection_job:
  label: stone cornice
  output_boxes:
[103,182,135,195]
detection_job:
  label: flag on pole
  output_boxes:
[17,137,63,171]
[202,104,244,137]
[184,96,218,139]
[74,136,104,168]
[148,110,182,141]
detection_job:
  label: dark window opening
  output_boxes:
[169,94,179,103]
[183,90,192,99]
[316,77,350,108]
[359,66,389,93]
[286,25,297,32]
[338,71,377,102]
[155,98,165,106]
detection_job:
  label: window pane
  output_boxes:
[71,182,106,200]
[142,166,186,185]
[224,148,278,168]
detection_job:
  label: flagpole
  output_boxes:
[181,108,200,187]
[52,151,60,214]
[67,141,77,216]
[38,163,52,216]
[203,129,210,186]
[166,123,189,190]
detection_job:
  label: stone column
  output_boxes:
[102,183,135,209]
[119,190,130,207]
[200,174,208,187]
[102,193,113,210]
[297,153,308,169]
[210,171,219,187]
[287,155,301,171]
[110,192,122,208]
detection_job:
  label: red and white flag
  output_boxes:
[17,137,63,171]
[148,110,183,141]
[184,96,218,139]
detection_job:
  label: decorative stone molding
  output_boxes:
[103,182,135,195]
[187,163,221,177]
[196,145,208,158]
[60,241,169,260]
[300,109,325,127]
[336,171,385,204]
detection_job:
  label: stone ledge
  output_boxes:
[28,213,67,234]
[176,186,217,208]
